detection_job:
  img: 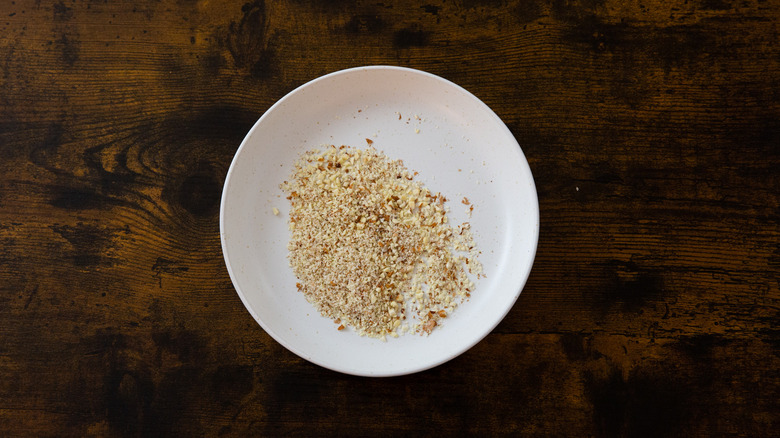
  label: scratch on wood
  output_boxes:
[23,285,39,310]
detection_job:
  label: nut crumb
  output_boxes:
[422,319,437,334]
[272,207,280,215]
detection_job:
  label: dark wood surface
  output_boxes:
[1,0,778,436]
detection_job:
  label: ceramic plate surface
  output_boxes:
[220,66,538,376]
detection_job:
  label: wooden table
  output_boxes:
[1,0,778,436]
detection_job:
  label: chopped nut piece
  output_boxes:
[272,207,280,215]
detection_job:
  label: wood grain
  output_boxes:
[0,0,778,436]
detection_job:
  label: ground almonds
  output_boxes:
[281,145,482,340]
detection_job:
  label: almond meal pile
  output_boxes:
[281,144,482,341]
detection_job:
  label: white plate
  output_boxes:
[220,66,539,376]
